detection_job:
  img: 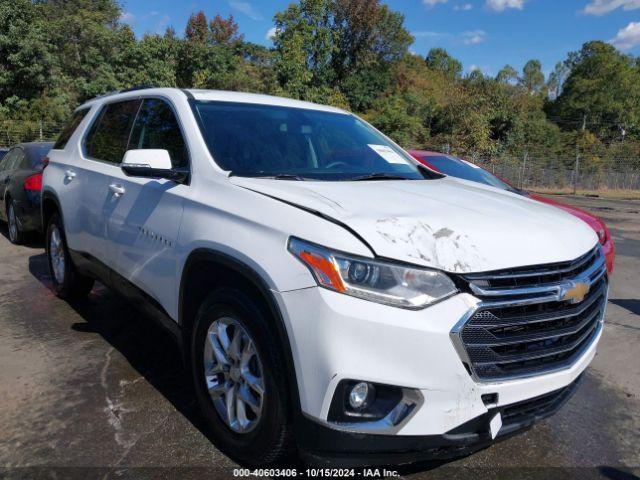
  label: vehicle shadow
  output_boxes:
[26,251,218,456]
[609,298,640,316]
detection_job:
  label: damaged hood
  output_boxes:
[230,176,598,273]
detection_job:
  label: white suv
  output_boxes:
[42,88,607,467]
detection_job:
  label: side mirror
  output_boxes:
[121,149,189,183]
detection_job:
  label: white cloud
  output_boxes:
[119,11,135,23]
[460,29,487,44]
[413,31,451,38]
[423,0,448,6]
[454,3,474,10]
[610,21,640,49]
[584,0,640,15]
[266,27,277,41]
[413,29,485,45]
[486,0,525,11]
[468,64,480,72]
[228,1,264,20]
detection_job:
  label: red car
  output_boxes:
[410,150,615,273]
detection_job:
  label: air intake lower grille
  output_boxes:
[453,246,607,381]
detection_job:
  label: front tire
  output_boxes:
[45,213,94,299]
[191,288,294,467]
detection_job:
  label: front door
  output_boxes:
[104,98,189,320]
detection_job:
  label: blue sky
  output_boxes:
[119,0,640,77]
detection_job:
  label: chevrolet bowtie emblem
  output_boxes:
[562,282,590,304]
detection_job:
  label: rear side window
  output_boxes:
[54,108,89,150]
[129,99,188,168]
[0,149,17,171]
[24,144,54,169]
[85,100,141,163]
[6,148,25,171]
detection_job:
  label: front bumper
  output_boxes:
[297,374,583,467]
[275,286,602,461]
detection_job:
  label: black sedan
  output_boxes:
[0,142,53,244]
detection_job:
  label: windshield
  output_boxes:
[193,101,424,181]
[423,155,518,192]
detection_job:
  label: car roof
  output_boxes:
[78,87,349,115]
[18,141,54,150]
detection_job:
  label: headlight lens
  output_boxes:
[288,238,457,309]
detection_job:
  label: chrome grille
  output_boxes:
[452,246,608,381]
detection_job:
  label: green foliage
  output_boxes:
[425,48,462,79]
[2,0,640,165]
[521,59,545,94]
[549,41,640,140]
[272,0,411,110]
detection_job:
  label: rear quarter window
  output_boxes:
[84,100,142,163]
[53,108,90,150]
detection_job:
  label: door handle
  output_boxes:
[109,184,126,197]
[64,169,76,180]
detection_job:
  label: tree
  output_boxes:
[521,59,545,94]
[185,11,209,43]
[496,65,519,85]
[425,48,462,79]
[549,41,640,139]
[210,14,243,45]
[273,0,335,101]
[547,61,570,100]
[0,0,53,104]
[272,0,411,109]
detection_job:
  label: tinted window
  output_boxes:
[54,108,90,150]
[0,150,7,161]
[85,100,141,163]
[424,155,515,191]
[5,148,25,171]
[129,99,188,168]
[194,101,423,181]
[24,143,54,169]
[0,149,16,171]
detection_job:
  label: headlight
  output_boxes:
[288,237,457,309]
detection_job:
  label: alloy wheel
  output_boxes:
[203,317,265,433]
[8,204,18,243]
[49,226,66,284]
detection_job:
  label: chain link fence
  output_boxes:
[0,120,66,147]
[423,145,640,192]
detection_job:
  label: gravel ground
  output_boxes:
[0,194,638,479]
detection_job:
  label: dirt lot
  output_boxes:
[0,195,638,479]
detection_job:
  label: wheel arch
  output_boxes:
[179,248,302,415]
[41,189,63,231]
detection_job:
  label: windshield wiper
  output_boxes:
[272,174,308,181]
[352,173,410,181]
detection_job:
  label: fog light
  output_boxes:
[349,382,373,410]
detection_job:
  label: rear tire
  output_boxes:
[45,213,94,299]
[7,200,25,245]
[191,288,294,467]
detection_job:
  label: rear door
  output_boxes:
[60,100,141,264]
[104,97,189,318]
